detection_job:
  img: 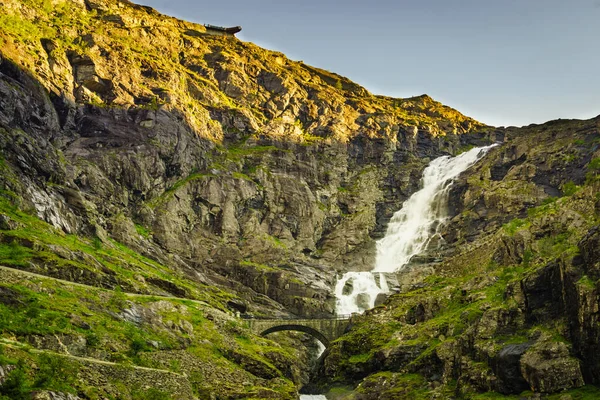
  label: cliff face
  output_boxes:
[0,0,489,320]
[1,0,598,399]
[318,119,600,398]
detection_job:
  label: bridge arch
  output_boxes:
[260,324,330,347]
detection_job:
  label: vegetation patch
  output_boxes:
[502,218,530,236]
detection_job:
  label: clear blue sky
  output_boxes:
[138,0,600,127]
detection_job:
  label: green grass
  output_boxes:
[588,157,600,170]
[354,372,431,399]
[563,181,581,196]
[537,232,579,259]
[240,260,277,272]
[0,242,33,267]
[502,218,530,236]
[586,158,600,183]
[348,353,371,364]
[0,193,238,309]
[0,267,297,398]
[471,385,600,399]
[146,172,216,208]
[577,275,596,290]
[527,197,558,218]
[456,144,475,155]
[225,145,279,162]
[134,224,151,239]
[0,350,80,399]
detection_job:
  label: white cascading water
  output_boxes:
[303,146,496,400]
[335,145,497,315]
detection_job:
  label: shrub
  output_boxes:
[33,354,78,393]
[502,218,529,236]
[562,181,580,196]
[132,388,172,400]
[0,367,30,400]
[85,331,99,347]
[108,286,127,310]
[92,236,102,250]
[588,157,600,170]
[135,224,150,239]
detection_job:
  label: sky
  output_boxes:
[137,0,600,127]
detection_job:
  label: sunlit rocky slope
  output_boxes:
[0,0,599,399]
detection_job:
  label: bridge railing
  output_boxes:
[243,314,354,321]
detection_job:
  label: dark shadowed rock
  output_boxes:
[0,286,23,306]
[227,299,248,314]
[493,342,532,394]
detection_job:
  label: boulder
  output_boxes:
[342,279,354,296]
[227,299,248,314]
[374,293,388,307]
[520,340,584,393]
[356,293,371,310]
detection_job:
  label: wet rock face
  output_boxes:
[355,293,371,311]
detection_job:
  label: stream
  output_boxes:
[302,145,496,399]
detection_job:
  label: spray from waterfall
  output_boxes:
[335,145,497,315]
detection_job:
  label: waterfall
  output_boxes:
[334,271,389,315]
[335,145,496,315]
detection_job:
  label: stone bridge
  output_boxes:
[246,316,351,347]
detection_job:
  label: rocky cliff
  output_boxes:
[317,118,600,398]
[0,0,598,399]
[0,0,489,319]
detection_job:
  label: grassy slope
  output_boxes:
[0,185,303,399]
